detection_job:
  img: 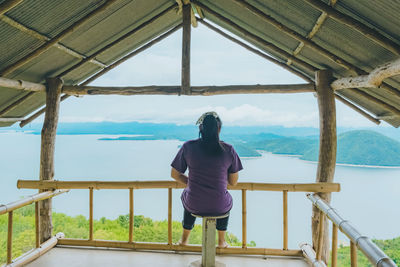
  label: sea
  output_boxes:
[1,132,399,249]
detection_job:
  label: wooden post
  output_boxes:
[242,189,247,248]
[129,188,134,243]
[350,241,357,267]
[89,188,94,241]
[35,202,40,248]
[312,69,336,264]
[332,224,338,267]
[7,211,13,264]
[316,211,325,260]
[39,77,62,243]
[283,190,288,250]
[181,3,191,95]
[168,188,172,245]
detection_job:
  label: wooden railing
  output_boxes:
[17,180,340,258]
[0,190,69,265]
[307,194,396,267]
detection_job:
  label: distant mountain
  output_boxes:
[302,130,400,166]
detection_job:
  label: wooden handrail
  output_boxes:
[17,180,340,192]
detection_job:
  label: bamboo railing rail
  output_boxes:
[0,190,69,265]
[17,179,340,258]
[307,194,396,267]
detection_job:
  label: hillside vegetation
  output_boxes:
[0,205,398,266]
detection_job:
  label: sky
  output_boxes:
[57,22,386,128]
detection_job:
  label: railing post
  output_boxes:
[129,188,134,243]
[7,211,13,264]
[283,190,288,250]
[35,201,40,248]
[242,189,247,248]
[89,188,93,240]
[350,241,357,267]
[168,188,172,245]
[316,210,325,261]
[332,224,338,267]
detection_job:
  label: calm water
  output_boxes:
[1,132,399,248]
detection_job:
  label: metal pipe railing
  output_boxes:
[307,193,396,267]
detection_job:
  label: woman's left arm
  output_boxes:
[171,167,188,185]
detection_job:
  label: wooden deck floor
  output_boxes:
[26,246,310,267]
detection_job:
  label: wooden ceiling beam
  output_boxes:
[331,57,400,90]
[198,19,313,83]
[302,0,400,55]
[0,15,107,68]
[232,0,357,73]
[61,83,315,96]
[57,4,177,78]
[181,3,191,95]
[0,0,24,16]
[0,0,119,76]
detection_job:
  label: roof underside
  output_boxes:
[0,0,400,127]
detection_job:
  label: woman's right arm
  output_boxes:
[171,167,188,185]
[228,172,239,186]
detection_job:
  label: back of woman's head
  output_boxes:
[197,112,224,155]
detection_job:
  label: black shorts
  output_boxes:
[182,208,229,231]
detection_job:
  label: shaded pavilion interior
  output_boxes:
[0,0,399,266]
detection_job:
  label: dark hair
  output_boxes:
[199,114,224,155]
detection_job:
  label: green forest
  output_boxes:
[1,205,398,266]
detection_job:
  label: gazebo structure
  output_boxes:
[0,0,399,266]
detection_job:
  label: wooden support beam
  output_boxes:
[331,57,400,90]
[57,4,177,78]
[302,0,400,55]
[7,211,13,264]
[198,19,313,83]
[192,1,317,73]
[129,188,134,243]
[61,83,315,96]
[283,190,288,250]
[242,189,247,248]
[334,94,380,125]
[39,77,62,243]
[0,91,35,116]
[19,25,182,128]
[0,117,24,122]
[0,15,107,68]
[352,88,400,117]
[0,0,119,76]
[312,69,336,264]
[0,76,45,91]
[17,180,341,192]
[232,0,357,73]
[0,0,23,16]
[331,224,338,267]
[181,4,191,95]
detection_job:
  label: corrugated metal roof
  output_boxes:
[0,0,399,128]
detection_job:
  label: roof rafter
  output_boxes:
[0,91,34,116]
[334,94,380,125]
[232,0,357,73]
[193,1,317,73]
[0,15,107,69]
[0,0,120,76]
[302,0,400,55]
[0,0,23,16]
[57,3,178,78]
[288,0,337,66]
[19,24,183,127]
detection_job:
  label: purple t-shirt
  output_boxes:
[171,139,243,216]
